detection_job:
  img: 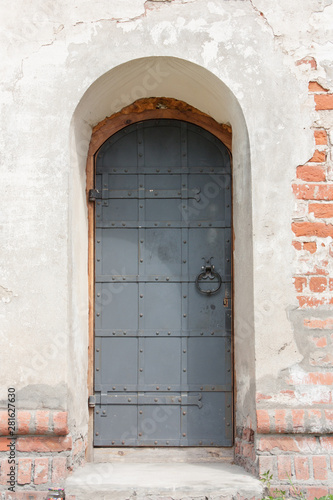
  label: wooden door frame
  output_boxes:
[86,97,233,460]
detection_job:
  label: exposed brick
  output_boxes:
[258,455,274,475]
[309,277,327,292]
[297,295,333,308]
[292,240,302,250]
[315,94,333,110]
[34,457,49,485]
[330,455,333,472]
[309,82,328,92]
[308,149,326,162]
[275,410,286,433]
[294,456,310,480]
[297,165,326,181]
[0,437,12,451]
[292,222,333,237]
[306,372,333,385]
[329,278,333,291]
[257,436,317,453]
[314,129,328,145]
[36,410,50,435]
[309,203,333,218]
[306,487,329,500]
[17,411,31,435]
[293,183,333,200]
[52,456,68,482]
[256,393,272,402]
[288,371,333,385]
[292,409,305,432]
[0,412,8,436]
[312,336,327,347]
[277,455,292,480]
[304,318,333,329]
[3,493,49,500]
[53,411,69,436]
[296,57,317,69]
[0,410,68,437]
[17,457,32,485]
[294,277,307,293]
[303,241,317,253]
[313,455,328,480]
[256,409,270,433]
[0,458,12,485]
[16,436,72,452]
[242,442,254,459]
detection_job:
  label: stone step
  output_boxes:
[65,462,264,500]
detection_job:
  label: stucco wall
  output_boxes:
[0,0,332,493]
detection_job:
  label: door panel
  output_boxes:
[93,119,232,447]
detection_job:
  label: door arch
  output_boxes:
[87,98,233,447]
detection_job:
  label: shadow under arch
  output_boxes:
[69,56,254,459]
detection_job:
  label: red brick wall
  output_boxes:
[0,411,85,494]
[292,81,333,308]
[236,74,333,496]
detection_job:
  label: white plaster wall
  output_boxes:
[1,0,330,435]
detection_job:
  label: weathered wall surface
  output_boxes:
[0,0,332,495]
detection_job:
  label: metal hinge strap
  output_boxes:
[88,395,96,407]
[89,189,101,201]
[96,393,202,408]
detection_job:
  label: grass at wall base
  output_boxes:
[260,471,333,500]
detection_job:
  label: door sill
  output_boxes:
[93,446,234,463]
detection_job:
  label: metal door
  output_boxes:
[92,119,232,446]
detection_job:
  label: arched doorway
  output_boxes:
[87,99,233,447]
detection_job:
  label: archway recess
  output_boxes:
[69,57,254,458]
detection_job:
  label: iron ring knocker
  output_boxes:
[195,257,222,296]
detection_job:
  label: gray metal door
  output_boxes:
[92,119,232,446]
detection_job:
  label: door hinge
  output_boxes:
[89,189,101,201]
[88,395,96,408]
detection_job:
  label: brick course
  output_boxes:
[0,410,68,437]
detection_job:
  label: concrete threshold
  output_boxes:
[65,462,264,500]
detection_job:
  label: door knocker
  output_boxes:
[195,257,222,295]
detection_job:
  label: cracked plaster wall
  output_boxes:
[0,0,332,439]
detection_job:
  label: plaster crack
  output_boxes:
[73,2,150,26]
[40,40,55,48]
[248,0,292,57]
[73,1,182,27]
[248,0,275,37]
[118,0,175,24]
